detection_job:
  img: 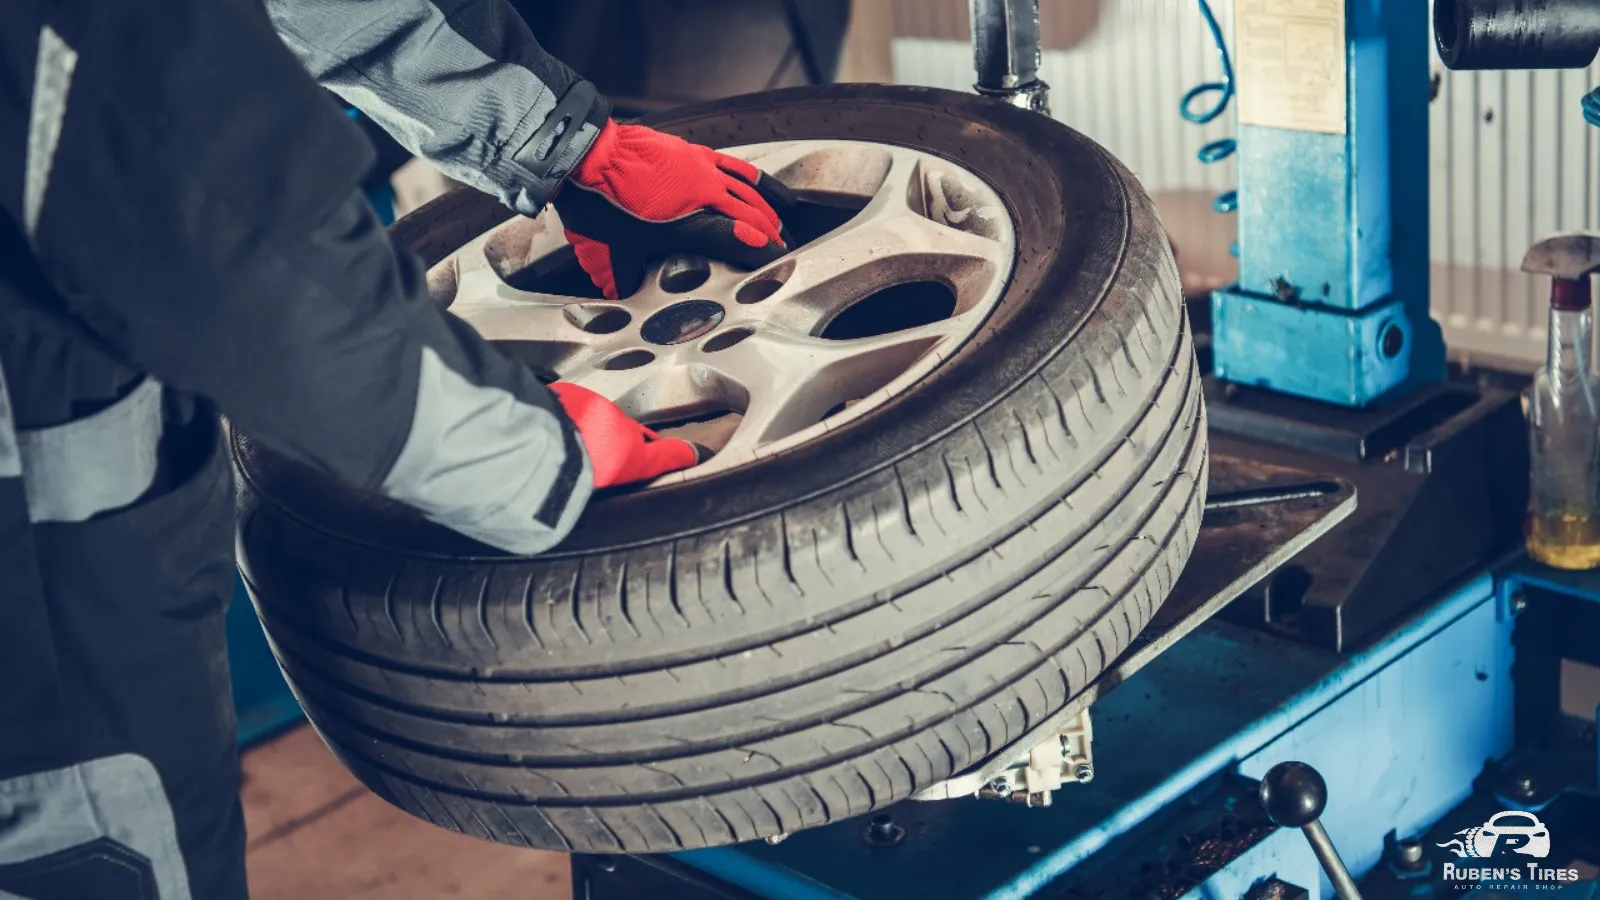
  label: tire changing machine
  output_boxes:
[571,2,1600,898]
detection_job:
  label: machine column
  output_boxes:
[1211,0,1445,407]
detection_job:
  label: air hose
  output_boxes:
[1181,0,1239,256]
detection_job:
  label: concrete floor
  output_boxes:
[243,726,571,899]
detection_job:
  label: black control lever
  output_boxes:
[1259,762,1364,900]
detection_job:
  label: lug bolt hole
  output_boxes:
[702,328,753,353]
[603,349,655,370]
[737,278,785,305]
[564,305,632,335]
[659,255,711,293]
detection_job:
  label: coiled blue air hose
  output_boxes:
[1181,0,1239,257]
[1583,85,1600,129]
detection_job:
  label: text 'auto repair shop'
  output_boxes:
[2,0,1600,898]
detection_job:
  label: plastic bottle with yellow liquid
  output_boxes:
[1522,233,1600,570]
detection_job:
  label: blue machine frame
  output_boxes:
[642,551,1600,900]
[663,573,1536,900]
[1194,576,1515,900]
[1210,0,1445,407]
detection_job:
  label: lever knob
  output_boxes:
[1260,761,1327,828]
[1259,762,1364,900]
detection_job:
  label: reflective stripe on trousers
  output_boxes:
[0,756,193,899]
[0,366,193,900]
[17,375,164,523]
[0,367,165,524]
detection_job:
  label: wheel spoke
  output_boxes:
[737,141,823,178]
[561,358,738,428]
[449,294,598,373]
[553,363,658,419]
[739,151,1011,335]
[708,319,960,453]
[450,290,578,341]
[444,246,641,373]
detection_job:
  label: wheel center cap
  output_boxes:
[641,300,726,346]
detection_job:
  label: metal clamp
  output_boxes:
[969,0,1051,115]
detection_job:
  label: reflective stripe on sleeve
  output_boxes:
[0,363,20,481]
[380,346,591,555]
[23,25,78,242]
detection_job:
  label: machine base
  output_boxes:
[1210,288,1411,407]
[1209,377,1528,652]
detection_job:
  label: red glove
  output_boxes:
[548,382,703,488]
[553,120,795,300]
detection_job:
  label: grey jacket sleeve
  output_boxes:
[5,0,591,554]
[264,0,611,216]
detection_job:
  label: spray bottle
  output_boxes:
[1521,233,1600,569]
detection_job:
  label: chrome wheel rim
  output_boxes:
[427,139,1018,484]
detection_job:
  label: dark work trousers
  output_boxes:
[0,306,248,899]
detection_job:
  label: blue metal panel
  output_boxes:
[1234,126,1375,313]
[1503,562,1600,607]
[673,575,1502,900]
[1211,290,1410,405]
[1195,580,1516,900]
[1006,575,1503,900]
[227,575,303,748]
[1211,0,1444,407]
[678,620,1332,900]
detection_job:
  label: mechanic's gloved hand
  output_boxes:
[549,382,704,487]
[554,120,796,300]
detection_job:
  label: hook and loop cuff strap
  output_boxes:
[513,80,602,181]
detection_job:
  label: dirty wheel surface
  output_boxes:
[232,84,1207,853]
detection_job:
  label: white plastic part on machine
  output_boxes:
[911,708,1095,806]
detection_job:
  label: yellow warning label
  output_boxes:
[1234,0,1347,135]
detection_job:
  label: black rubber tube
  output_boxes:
[1435,0,1600,70]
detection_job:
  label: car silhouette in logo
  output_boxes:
[1436,811,1551,859]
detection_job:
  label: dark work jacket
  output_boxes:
[0,0,607,894]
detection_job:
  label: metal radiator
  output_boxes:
[888,0,1600,370]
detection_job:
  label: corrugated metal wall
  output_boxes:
[889,0,1600,369]
[1433,61,1600,367]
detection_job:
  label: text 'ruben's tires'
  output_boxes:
[232,84,1206,853]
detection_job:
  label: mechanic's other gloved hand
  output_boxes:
[549,382,703,488]
[553,120,796,300]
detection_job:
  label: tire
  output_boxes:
[232,84,1206,853]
